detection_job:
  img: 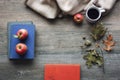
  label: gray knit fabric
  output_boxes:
[26,0,117,19]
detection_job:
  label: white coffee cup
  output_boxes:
[85,5,106,23]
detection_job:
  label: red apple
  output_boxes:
[16,43,27,55]
[14,29,28,40]
[73,13,84,23]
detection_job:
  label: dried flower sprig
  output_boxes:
[90,23,107,41]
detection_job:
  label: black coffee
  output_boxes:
[88,8,99,19]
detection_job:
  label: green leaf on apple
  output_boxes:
[13,35,18,38]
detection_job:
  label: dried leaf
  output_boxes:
[107,34,113,41]
[86,61,92,68]
[84,40,92,46]
[103,34,115,51]
[81,39,92,49]
[96,56,104,67]
[83,49,104,68]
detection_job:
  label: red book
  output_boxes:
[44,64,80,80]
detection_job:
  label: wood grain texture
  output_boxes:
[0,0,120,80]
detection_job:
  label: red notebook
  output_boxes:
[44,64,80,80]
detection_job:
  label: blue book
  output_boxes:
[8,21,35,59]
[7,21,33,25]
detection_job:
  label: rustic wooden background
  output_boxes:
[0,0,120,80]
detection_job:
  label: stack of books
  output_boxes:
[7,21,35,59]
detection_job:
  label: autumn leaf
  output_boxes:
[103,34,115,51]
[83,50,104,68]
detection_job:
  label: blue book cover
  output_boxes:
[8,21,35,59]
[7,21,33,25]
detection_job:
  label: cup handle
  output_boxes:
[99,8,106,13]
[92,4,106,13]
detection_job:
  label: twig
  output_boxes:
[98,43,105,74]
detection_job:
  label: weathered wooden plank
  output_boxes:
[0,0,120,80]
[0,55,120,80]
